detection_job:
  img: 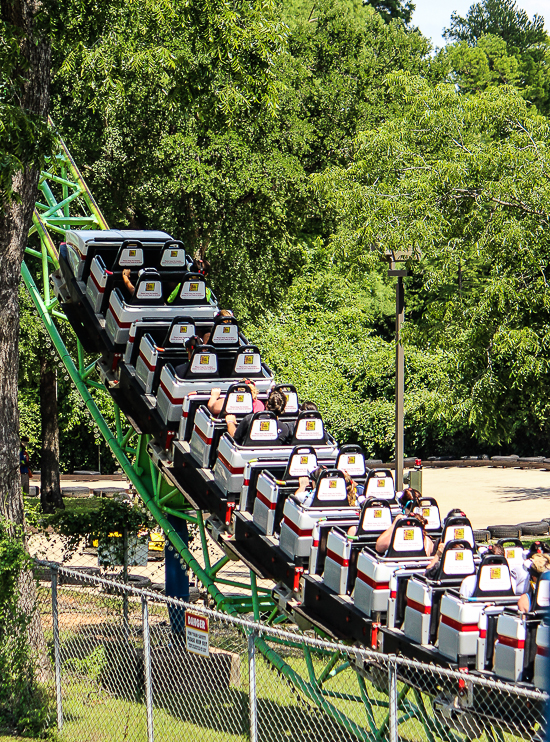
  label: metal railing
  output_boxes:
[35,564,548,742]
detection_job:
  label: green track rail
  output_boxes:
[23,131,533,742]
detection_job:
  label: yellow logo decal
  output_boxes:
[490,567,501,580]
[306,421,315,431]
[403,529,414,541]
[180,326,187,333]
[260,421,270,431]
[145,282,155,291]
[244,355,254,364]
[348,456,356,464]
[300,456,308,465]
[455,528,464,539]
[236,394,244,403]
[223,326,231,333]
[189,283,199,291]
[199,355,210,365]
[455,552,464,561]
[171,250,178,257]
[374,509,382,518]
[377,479,385,487]
[329,480,337,489]
[507,549,516,559]
[422,508,430,518]
[129,249,136,257]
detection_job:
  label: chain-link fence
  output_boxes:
[34,564,548,742]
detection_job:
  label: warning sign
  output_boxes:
[186,611,209,657]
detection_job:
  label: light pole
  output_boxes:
[385,249,413,491]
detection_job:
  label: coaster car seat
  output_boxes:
[438,554,517,664]
[252,447,318,536]
[403,540,475,646]
[156,350,273,425]
[213,415,338,496]
[86,240,147,315]
[441,514,475,549]
[363,469,396,504]
[279,469,360,563]
[105,271,218,345]
[322,499,393,595]
[353,518,430,618]
[123,317,175,367]
[336,444,367,482]
[288,411,328,445]
[493,573,550,682]
[412,497,442,535]
[135,316,196,393]
[189,384,255,468]
[210,315,241,347]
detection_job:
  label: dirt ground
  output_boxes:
[421,466,550,529]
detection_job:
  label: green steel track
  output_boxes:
[23,131,538,742]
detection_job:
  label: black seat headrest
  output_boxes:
[472,554,514,598]
[290,410,326,444]
[219,384,254,417]
[283,446,318,480]
[357,498,393,536]
[309,469,348,509]
[114,239,145,270]
[132,268,163,305]
[210,316,240,346]
[433,540,475,582]
[178,345,219,378]
[337,444,366,478]
[385,517,427,559]
[158,240,187,269]
[364,468,395,500]
[170,272,208,305]
[162,316,196,347]
[442,516,474,547]
[232,345,263,377]
[242,411,280,446]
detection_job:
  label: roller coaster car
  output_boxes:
[335,444,366,482]
[496,537,526,572]
[134,316,200,393]
[189,385,256,468]
[252,446,319,536]
[321,499,393,596]
[86,241,191,316]
[279,470,361,565]
[401,540,476,646]
[213,411,338,496]
[105,272,218,346]
[353,519,431,619]
[492,575,550,682]
[157,346,273,425]
[438,554,517,666]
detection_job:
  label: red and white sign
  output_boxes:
[185,611,209,657]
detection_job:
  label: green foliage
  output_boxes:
[316,73,550,451]
[0,21,54,202]
[43,498,155,558]
[364,0,415,25]
[0,521,53,736]
[444,0,550,113]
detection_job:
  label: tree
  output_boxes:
[0,2,53,528]
[364,0,415,25]
[444,0,546,49]
[316,73,550,452]
[444,0,550,113]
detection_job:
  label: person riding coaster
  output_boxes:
[375,489,436,557]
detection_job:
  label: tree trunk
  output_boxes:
[0,0,51,529]
[39,355,63,513]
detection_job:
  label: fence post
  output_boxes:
[388,656,398,742]
[248,631,258,742]
[51,566,63,731]
[142,596,154,742]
